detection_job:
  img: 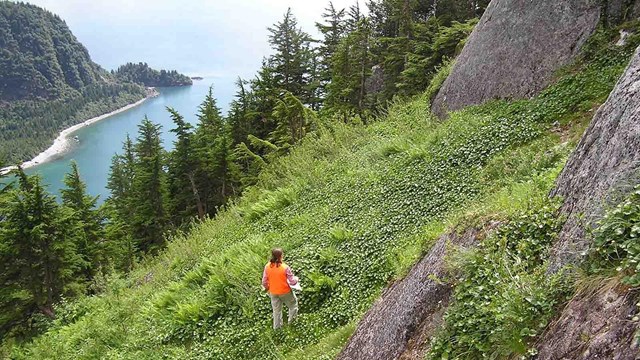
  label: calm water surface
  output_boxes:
[25,79,223,203]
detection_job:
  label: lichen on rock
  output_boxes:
[431,0,602,118]
[549,45,640,271]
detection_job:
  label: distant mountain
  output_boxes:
[0,1,148,164]
[0,1,108,101]
[114,62,193,87]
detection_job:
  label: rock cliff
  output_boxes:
[532,45,640,360]
[337,225,498,360]
[432,0,601,118]
[535,283,639,359]
[549,46,640,271]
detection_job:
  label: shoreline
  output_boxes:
[0,90,157,176]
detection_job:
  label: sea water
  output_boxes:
[23,79,229,203]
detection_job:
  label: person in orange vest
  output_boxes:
[262,248,299,329]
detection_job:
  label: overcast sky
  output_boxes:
[24,0,360,79]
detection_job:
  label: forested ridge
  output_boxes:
[1,0,640,359]
[113,62,193,87]
[0,2,190,164]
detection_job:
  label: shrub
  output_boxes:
[428,200,571,359]
[589,185,640,287]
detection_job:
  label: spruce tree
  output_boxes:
[315,2,346,104]
[131,117,169,253]
[167,107,204,223]
[61,161,104,283]
[228,77,254,146]
[104,135,138,270]
[268,9,308,95]
[267,9,319,106]
[0,171,81,326]
[270,91,316,148]
[326,16,374,120]
[193,89,238,215]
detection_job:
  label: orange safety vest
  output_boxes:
[265,262,291,295]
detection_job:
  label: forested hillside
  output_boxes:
[0,2,189,164]
[1,0,640,359]
[0,2,103,101]
[113,62,193,87]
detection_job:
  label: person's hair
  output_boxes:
[270,248,283,267]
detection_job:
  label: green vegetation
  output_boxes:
[113,63,193,87]
[2,0,640,358]
[0,1,147,164]
[588,185,640,287]
[0,83,145,163]
[0,166,103,341]
[2,20,638,357]
[0,2,103,101]
[0,3,189,164]
[424,27,640,359]
[427,201,572,359]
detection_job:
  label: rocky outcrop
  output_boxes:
[365,65,384,94]
[337,225,498,360]
[605,0,640,25]
[535,283,639,359]
[431,0,640,118]
[534,45,640,360]
[431,0,601,118]
[549,46,640,271]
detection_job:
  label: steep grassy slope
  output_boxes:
[3,28,638,359]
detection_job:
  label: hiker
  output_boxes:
[262,248,299,329]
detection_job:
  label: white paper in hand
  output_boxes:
[288,278,302,292]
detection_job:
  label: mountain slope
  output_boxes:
[0,2,194,164]
[0,1,104,101]
[0,2,148,164]
[4,23,637,359]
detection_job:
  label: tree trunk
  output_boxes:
[187,173,205,220]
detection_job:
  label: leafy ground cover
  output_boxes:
[3,27,639,360]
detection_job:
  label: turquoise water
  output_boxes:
[25,79,220,203]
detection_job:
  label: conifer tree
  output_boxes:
[270,91,317,148]
[61,161,104,282]
[104,135,138,271]
[326,16,374,120]
[315,2,346,101]
[0,170,81,325]
[167,107,203,223]
[131,117,168,253]
[193,88,225,215]
[228,77,254,146]
[267,9,313,98]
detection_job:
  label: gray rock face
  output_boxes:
[535,284,639,359]
[431,0,601,118]
[606,0,640,25]
[537,46,640,360]
[365,65,384,94]
[337,225,497,360]
[549,46,640,271]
